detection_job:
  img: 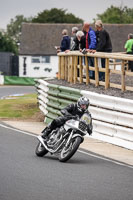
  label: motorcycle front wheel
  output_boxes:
[59,136,82,162]
[35,141,48,157]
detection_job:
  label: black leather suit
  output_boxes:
[44,103,92,135]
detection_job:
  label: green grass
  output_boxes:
[0,94,40,119]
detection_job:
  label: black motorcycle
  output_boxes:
[35,113,92,162]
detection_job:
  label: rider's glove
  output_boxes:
[71,115,79,120]
[87,127,92,135]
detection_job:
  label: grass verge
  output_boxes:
[0,94,44,121]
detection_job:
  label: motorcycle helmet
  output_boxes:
[77,97,90,112]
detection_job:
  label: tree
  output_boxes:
[95,5,133,24]
[32,8,83,23]
[0,32,18,54]
[6,15,32,42]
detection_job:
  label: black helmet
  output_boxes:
[77,97,90,112]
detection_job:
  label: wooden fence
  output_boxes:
[58,51,133,92]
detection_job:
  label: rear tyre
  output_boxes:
[35,141,48,157]
[59,136,82,162]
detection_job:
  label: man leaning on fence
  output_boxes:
[82,22,97,79]
[94,20,112,81]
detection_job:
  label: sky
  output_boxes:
[0,0,133,29]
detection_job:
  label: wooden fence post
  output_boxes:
[67,56,71,82]
[64,56,67,80]
[79,56,83,83]
[85,56,90,85]
[70,56,74,83]
[58,56,61,80]
[60,56,65,79]
[121,60,125,91]
[94,57,99,87]
[74,56,78,84]
[105,58,110,89]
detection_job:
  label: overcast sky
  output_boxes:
[0,0,133,29]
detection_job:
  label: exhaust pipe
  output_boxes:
[37,135,46,147]
[37,135,65,153]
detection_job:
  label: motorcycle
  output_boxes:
[35,113,92,162]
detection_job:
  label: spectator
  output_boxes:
[82,22,97,79]
[75,31,85,76]
[82,22,97,51]
[124,33,133,72]
[76,30,85,50]
[60,29,70,52]
[70,27,79,50]
[94,20,112,81]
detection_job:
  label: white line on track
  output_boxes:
[0,123,133,169]
[78,150,133,169]
[0,123,35,137]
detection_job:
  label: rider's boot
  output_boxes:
[41,124,53,140]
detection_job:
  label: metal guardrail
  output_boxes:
[36,79,133,150]
[36,80,81,124]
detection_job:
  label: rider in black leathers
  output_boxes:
[42,97,92,139]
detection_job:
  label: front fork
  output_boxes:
[65,130,74,148]
[65,130,84,148]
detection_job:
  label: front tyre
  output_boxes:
[35,141,48,157]
[59,136,82,162]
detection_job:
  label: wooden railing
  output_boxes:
[58,51,133,92]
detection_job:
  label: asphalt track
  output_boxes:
[0,86,35,98]
[0,123,133,200]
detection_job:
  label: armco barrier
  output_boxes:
[36,79,133,150]
[36,80,81,124]
[81,90,133,114]
[81,90,133,150]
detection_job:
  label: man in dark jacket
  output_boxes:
[95,20,112,81]
[42,97,92,139]
[60,29,70,52]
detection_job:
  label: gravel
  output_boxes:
[47,75,133,100]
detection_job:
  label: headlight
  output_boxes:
[78,121,88,132]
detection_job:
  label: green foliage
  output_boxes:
[0,32,18,54]
[4,15,32,54]
[32,8,83,23]
[95,5,133,24]
[7,15,32,42]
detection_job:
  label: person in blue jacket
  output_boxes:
[60,29,70,52]
[82,22,97,79]
[88,27,97,50]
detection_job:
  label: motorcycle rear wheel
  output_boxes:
[35,141,48,157]
[59,136,82,162]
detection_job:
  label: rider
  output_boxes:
[42,97,92,139]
